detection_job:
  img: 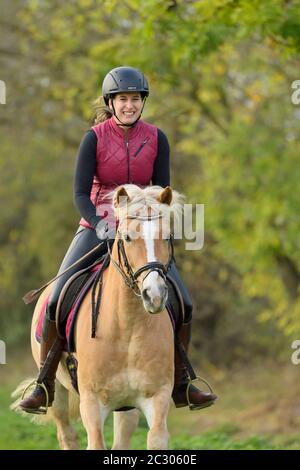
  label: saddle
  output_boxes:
[35,253,109,352]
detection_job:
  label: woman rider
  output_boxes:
[20,66,217,414]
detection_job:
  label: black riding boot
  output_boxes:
[20,317,64,414]
[172,322,217,410]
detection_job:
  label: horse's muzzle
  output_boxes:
[142,285,168,314]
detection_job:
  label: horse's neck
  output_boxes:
[103,258,148,334]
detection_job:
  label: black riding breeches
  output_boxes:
[46,226,107,321]
[46,226,193,323]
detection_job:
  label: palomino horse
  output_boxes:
[14,185,184,450]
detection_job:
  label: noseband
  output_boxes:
[107,214,174,297]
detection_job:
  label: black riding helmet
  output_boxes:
[102,66,149,105]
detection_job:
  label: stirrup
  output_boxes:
[186,375,215,411]
[21,380,50,415]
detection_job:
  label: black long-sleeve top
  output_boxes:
[74,128,170,228]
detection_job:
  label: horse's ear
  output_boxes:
[157,186,172,205]
[114,186,130,208]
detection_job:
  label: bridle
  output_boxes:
[107,214,174,297]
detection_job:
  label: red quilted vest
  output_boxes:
[79,117,158,229]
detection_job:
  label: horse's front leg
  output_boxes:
[79,390,109,450]
[139,386,172,450]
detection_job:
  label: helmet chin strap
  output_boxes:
[111,98,146,128]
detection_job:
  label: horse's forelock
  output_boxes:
[110,185,184,222]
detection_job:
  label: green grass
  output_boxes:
[1,384,299,450]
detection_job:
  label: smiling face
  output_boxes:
[110,92,143,127]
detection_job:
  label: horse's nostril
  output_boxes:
[142,288,151,302]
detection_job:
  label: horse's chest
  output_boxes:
[93,335,170,406]
[104,340,159,398]
[107,368,156,403]
[113,342,156,389]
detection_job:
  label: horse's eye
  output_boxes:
[124,234,131,242]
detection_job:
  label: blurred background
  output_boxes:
[1,0,300,449]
